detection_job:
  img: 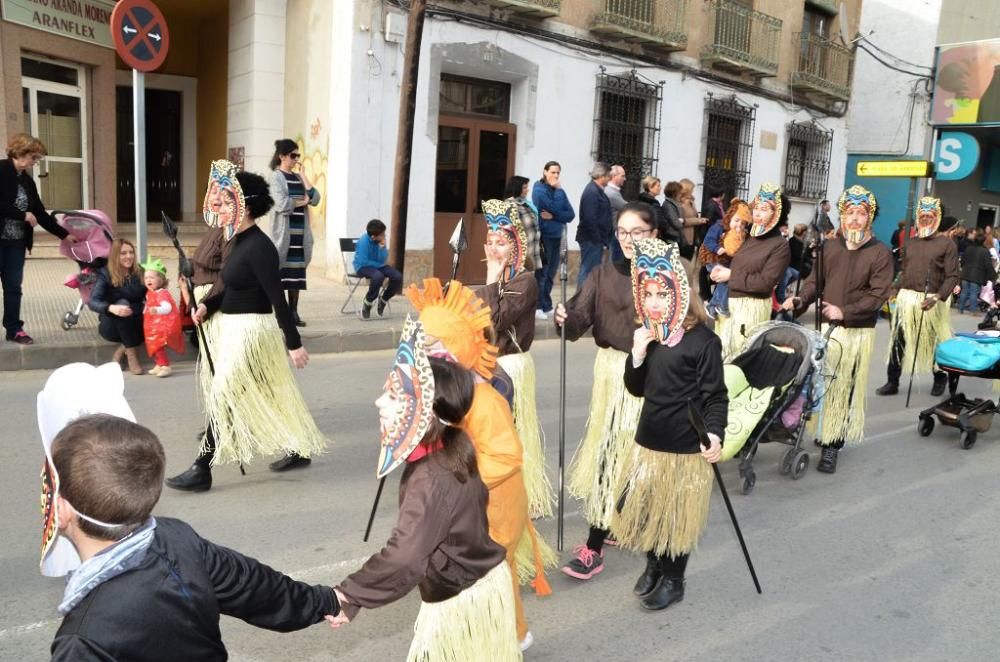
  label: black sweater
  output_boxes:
[623,324,728,453]
[961,243,997,285]
[50,517,338,662]
[203,224,301,350]
[0,158,68,251]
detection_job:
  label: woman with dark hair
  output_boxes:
[637,176,684,246]
[89,238,146,375]
[267,138,320,327]
[167,161,326,492]
[504,175,541,273]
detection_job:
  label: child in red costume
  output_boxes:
[141,259,184,377]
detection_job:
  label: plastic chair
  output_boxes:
[339,237,392,319]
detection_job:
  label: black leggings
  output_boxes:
[652,550,690,579]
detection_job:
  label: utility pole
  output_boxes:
[388,0,428,274]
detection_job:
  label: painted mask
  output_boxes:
[38,363,136,577]
[482,198,528,282]
[838,185,878,244]
[916,196,942,238]
[749,183,782,237]
[377,316,435,479]
[203,160,246,241]
[631,238,690,344]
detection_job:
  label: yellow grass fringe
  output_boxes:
[193,284,221,409]
[407,562,522,662]
[567,347,644,530]
[715,296,773,359]
[513,520,557,591]
[889,288,953,375]
[202,313,327,465]
[811,325,875,446]
[609,446,714,558]
[498,352,555,519]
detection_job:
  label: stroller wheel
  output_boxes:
[779,447,796,475]
[740,470,756,495]
[917,416,935,437]
[960,430,977,450]
[790,451,809,479]
[62,311,78,330]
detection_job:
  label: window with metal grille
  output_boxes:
[591,68,663,201]
[783,120,833,199]
[439,74,511,119]
[702,93,756,202]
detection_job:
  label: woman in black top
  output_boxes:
[88,239,146,374]
[166,164,326,493]
[1,133,72,344]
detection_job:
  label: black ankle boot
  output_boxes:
[633,555,663,597]
[640,577,685,611]
[166,463,213,492]
[817,446,839,474]
[875,382,899,396]
[269,453,312,472]
[931,373,947,397]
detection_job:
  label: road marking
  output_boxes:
[0,619,60,639]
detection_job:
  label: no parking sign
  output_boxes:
[111,0,170,72]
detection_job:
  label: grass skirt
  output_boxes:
[716,296,773,359]
[610,446,713,558]
[812,325,875,446]
[498,352,555,519]
[202,313,327,465]
[568,346,644,530]
[193,284,220,409]
[407,562,522,662]
[889,288,952,376]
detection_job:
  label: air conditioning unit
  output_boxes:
[385,12,406,44]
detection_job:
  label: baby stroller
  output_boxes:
[917,331,1000,449]
[55,210,114,330]
[721,321,837,494]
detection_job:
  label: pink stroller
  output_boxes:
[54,210,114,330]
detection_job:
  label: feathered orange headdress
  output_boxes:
[405,278,498,379]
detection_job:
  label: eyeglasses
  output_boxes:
[615,228,652,241]
[290,153,301,159]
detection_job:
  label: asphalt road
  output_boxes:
[2,314,1000,661]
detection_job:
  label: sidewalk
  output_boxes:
[1,258,570,371]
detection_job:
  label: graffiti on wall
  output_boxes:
[296,124,328,240]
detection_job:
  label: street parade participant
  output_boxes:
[554,201,659,580]
[166,161,326,492]
[332,321,521,661]
[613,238,726,611]
[876,197,960,397]
[477,198,554,519]
[711,183,791,358]
[406,278,553,651]
[37,365,339,660]
[141,258,184,378]
[783,185,893,474]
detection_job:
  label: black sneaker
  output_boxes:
[817,446,839,474]
[165,464,213,492]
[361,299,373,320]
[377,297,388,317]
[561,545,605,580]
[875,382,899,396]
[269,453,312,472]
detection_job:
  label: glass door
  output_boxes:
[21,57,88,210]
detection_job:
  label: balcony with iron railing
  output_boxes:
[591,0,688,51]
[701,0,782,78]
[790,32,854,101]
[485,0,561,18]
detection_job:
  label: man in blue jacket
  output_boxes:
[352,219,402,319]
[531,161,575,319]
[576,162,613,289]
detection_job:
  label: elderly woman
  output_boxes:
[89,239,146,375]
[637,176,683,245]
[0,133,72,344]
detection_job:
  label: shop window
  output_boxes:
[21,57,78,85]
[702,93,756,201]
[784,120,833,200]
[439,75,511,119]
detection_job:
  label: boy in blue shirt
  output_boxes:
[352,219,403,318]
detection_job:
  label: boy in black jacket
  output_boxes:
[43,413,339,661]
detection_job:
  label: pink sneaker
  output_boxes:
[561,545,605,580]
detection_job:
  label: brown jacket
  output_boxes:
[897,234,961,300]
[560,259,635,353]
[797,237,894,328]
[728,233,791,299]
[337,447,506,619]
[191,227,226,287]
[477,269,538,355]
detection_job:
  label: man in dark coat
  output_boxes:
[576,162,613,288]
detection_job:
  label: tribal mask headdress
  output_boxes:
[405,278,498,379]
[749,183,783,237]
[377,316,436,478]
[37,363,136,577]
[203,160,246,241]
[838,185,878,244]
[631,238,690,345]
[482,198,528,282]
[916,196,942,238]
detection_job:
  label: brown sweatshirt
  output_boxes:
[477,269,538,355]
[897,234,961,300]
[560,259,636,353]
[728,233,791,299]
[191,227,226,287]
[797,237,894,328]
[337,447,506,619]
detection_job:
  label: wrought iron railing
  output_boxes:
[702,93,756,201]
[592,0,688,49]
[702,0,782,76]
[489,0,562,15]
[792,32,853,100]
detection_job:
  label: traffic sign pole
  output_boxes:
[133,69,147,262]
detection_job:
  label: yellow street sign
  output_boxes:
[856,160,933,177]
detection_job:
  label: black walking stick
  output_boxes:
[905,266,933,408]
[688,402,762,594]
[557,226,569,552]
[363,477,386,542]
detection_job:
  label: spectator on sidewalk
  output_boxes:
[1,133,72,345]
[576,162,613,289]
[678,178,706,248]
[604,165,627,216]
[504,175,541,273]
[352,219,402,319]
[89,239,146,375]
[958,228,995,314]
[531,161,575,319]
